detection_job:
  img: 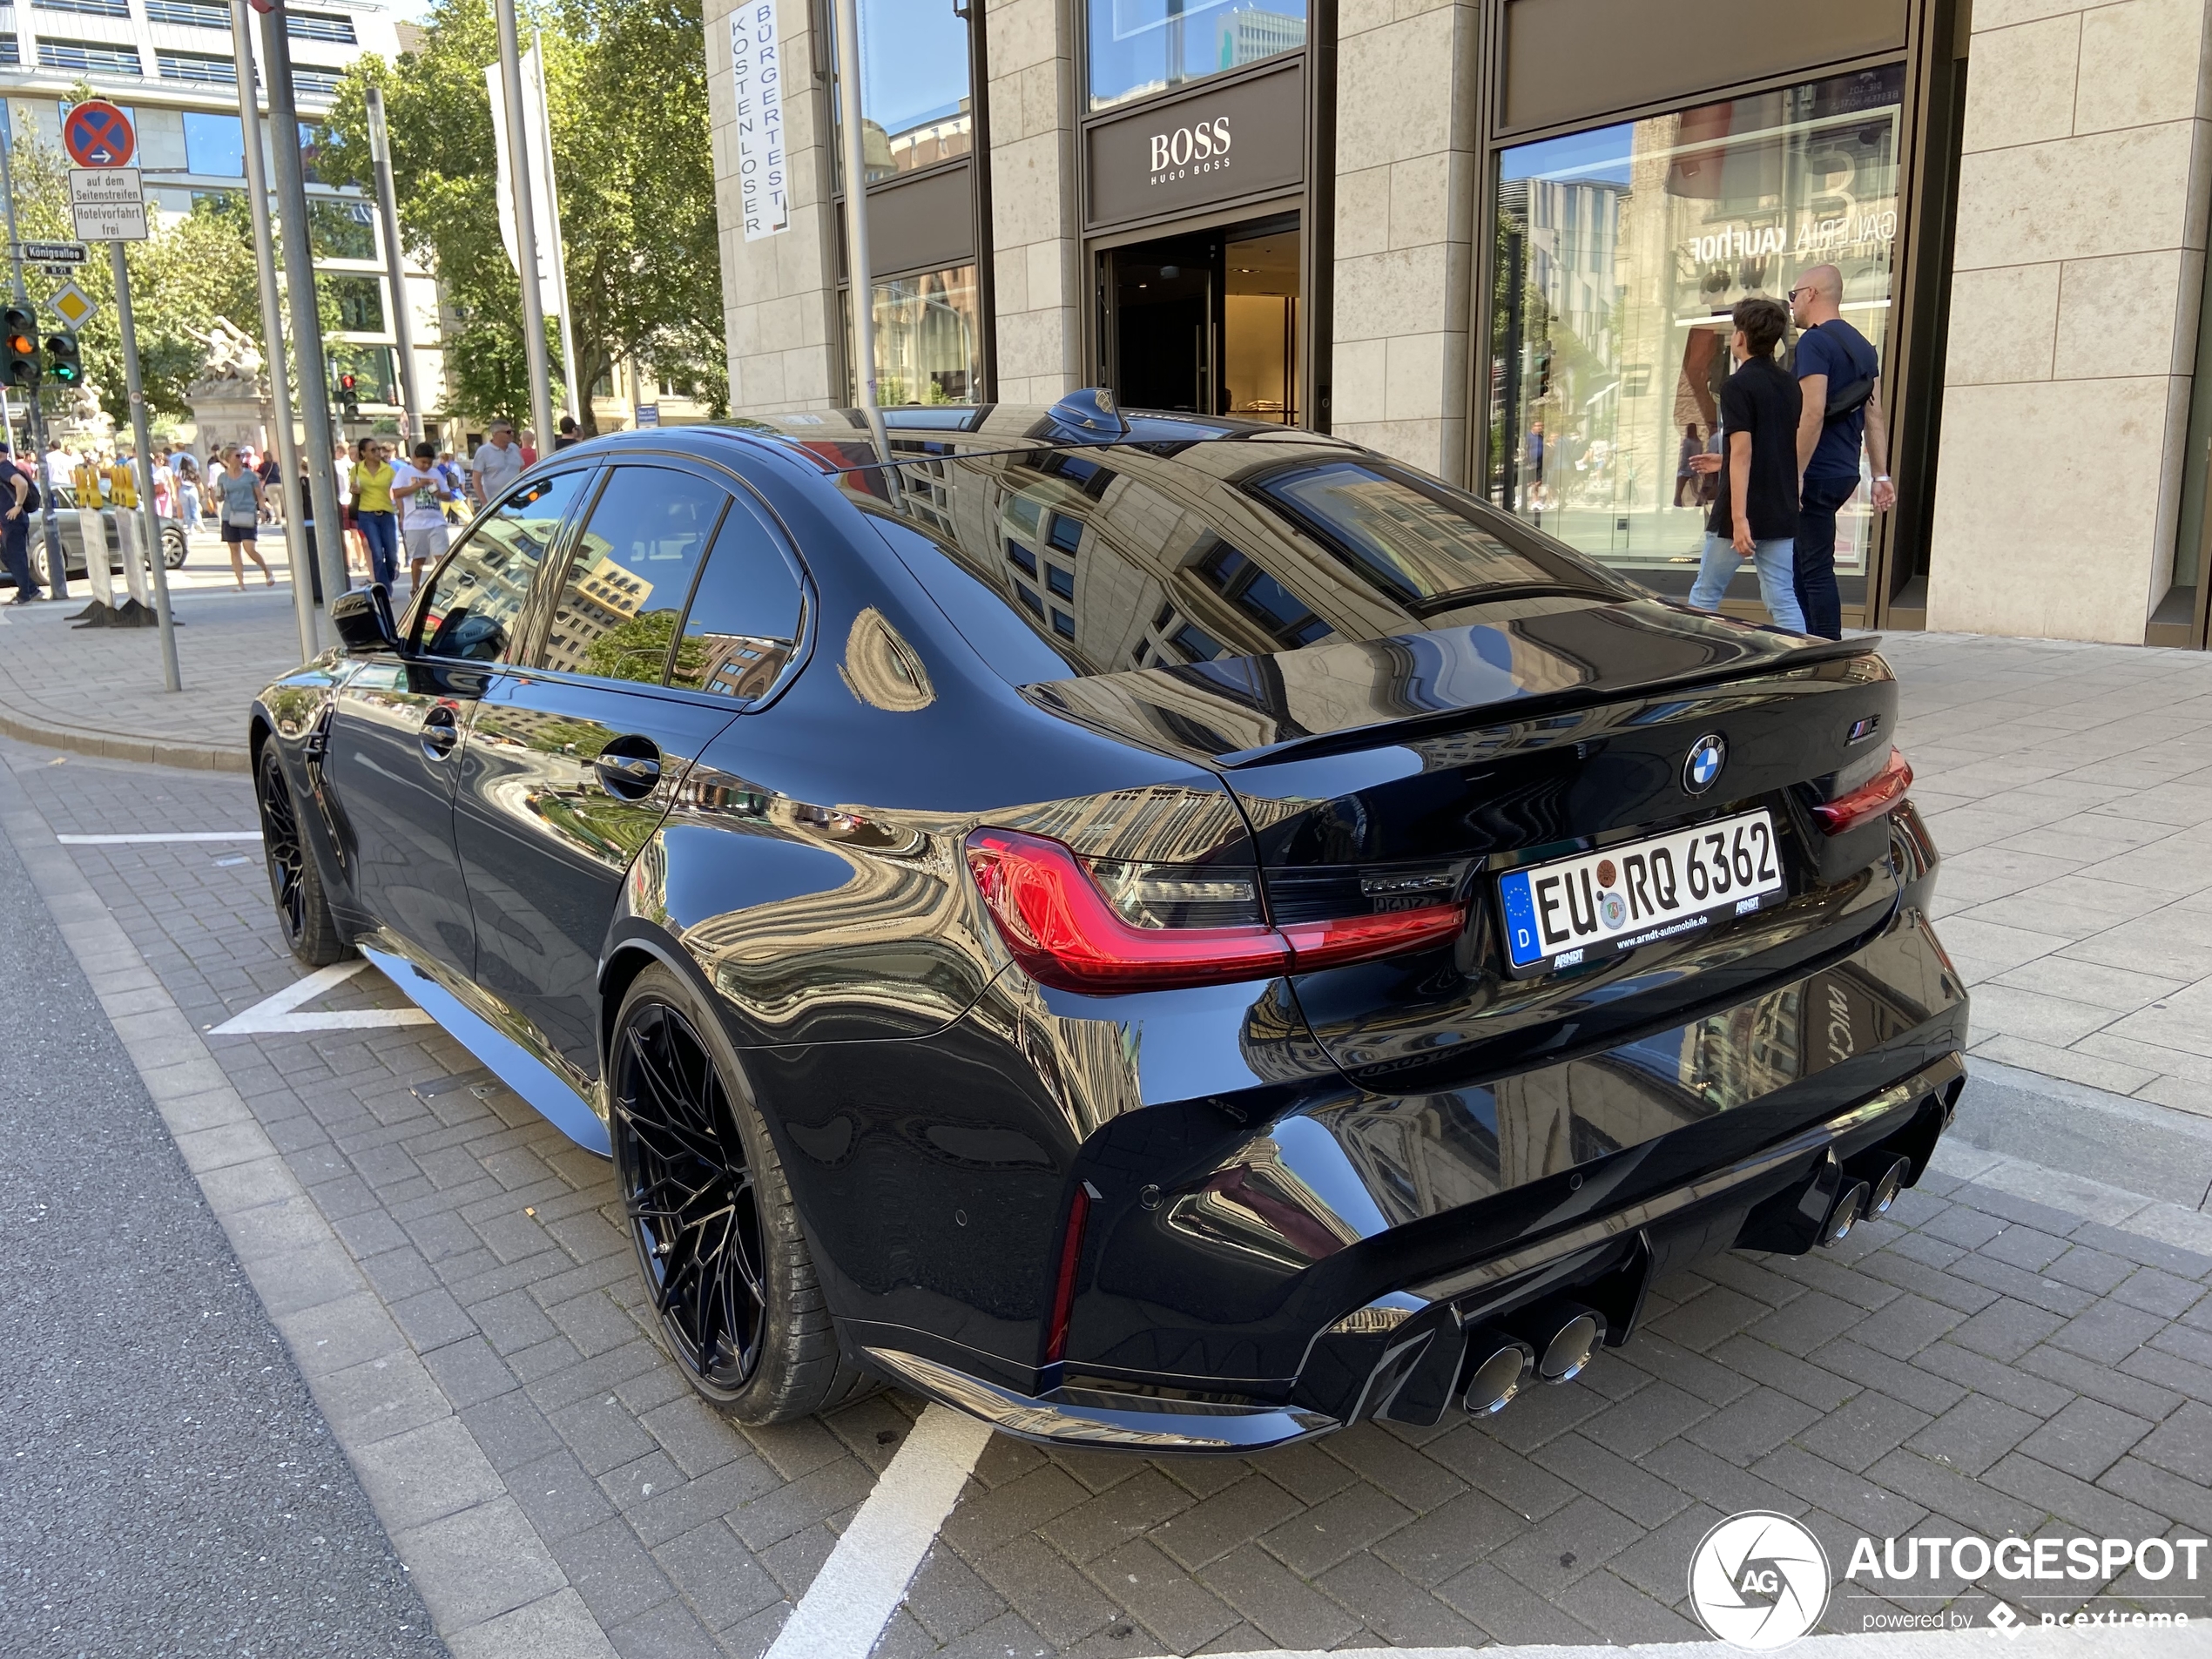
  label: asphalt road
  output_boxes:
[0,819,447,1656]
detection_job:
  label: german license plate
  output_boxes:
[1497,809,1784,977]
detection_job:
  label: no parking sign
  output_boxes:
[63,100,134,169]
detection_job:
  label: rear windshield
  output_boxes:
[851,443,1623,684]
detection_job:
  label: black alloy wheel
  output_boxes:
[255,745,345,965]
[615,999,769,1397]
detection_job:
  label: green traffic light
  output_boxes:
[44,334,80,386]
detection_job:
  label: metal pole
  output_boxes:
[365,84,421,448]
[0,103,64,597]
[831,0,888,460]
[531,35,582,428]
[258,1,347,603]
[234,0,316,663]
[495,0,555,451]
[111,243,179,691]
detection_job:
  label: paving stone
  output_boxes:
[2018,1342,2188,1422]
[1577,1378,1714,1461]
[1437,1561,1605,1645]
[1039,1467,1196,1564]
[1486,1494,1642,1595]
[2048,1299,2174,1365]
[2114,1267,2208,1320]
[1555,1565,1707,1644]
[1193,1541,1360,1650]
[1527,1431,1691,1528]
[1680,1384,1824,1467]
[1255,1479,1416,1578]
[1314,1551,1488,1647]
[2132,1401,2212,1486]
[1980,1452,2166,1540]
[1421,1425,1578,1521]
[1951,1297,2069,1362]
[904,1541,1008,1644]
[1368,1487,1527,1587]
[1318,1422,1467,1510]
[1086,1539,1237,1656]
[1797,1388,1933,1474]
[972,1535,1119,1648]
[2015,1397,2155,1482]
[1905,1393,2043,1477]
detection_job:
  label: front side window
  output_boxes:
[539,467,729,683]
[1088,0,1307,111]
[415,470,591,661]
[1489,64,1904,609]
[669,502,805,700]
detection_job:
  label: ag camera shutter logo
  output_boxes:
[1689,1511,1831,1650]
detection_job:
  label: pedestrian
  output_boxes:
[214,443,274,590]
[435,449,465,523]
[553,414,581,450]
[334,439,362,576]
[1788,263,1894,640]
[152,446,177,522]
[389,439,453,597]
[351,436,400,590]
[1685,297,1807,634]
[44,439,67,494]
[0,441,38,604]
[256,444,285,525]
[175,455,202,529]
[518,427,539,466]
[470,419,523,507]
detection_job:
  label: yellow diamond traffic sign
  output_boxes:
[48,281,95,330]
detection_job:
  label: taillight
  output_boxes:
[1812,746,1912,835]
[964,826,1465,993]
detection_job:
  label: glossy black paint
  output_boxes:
[248,406,1966,1447]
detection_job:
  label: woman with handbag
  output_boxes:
[215,444,273,590]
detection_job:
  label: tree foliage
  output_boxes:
[320,0,725,433]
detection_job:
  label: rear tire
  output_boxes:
[255,745,347,967]
[610,964,874,1425]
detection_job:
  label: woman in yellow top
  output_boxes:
[351,438,399,590]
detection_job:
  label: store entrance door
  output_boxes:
[1105,214,1300,421]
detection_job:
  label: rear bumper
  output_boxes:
[868,1049,1964,1452]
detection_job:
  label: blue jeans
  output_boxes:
[1689,532,1806,633]
[356,509,398,590]
[1794,472,1858,640]
[1,511,37,600]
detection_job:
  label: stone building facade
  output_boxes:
[705,0,2212,650]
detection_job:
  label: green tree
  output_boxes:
[319,0,725,434]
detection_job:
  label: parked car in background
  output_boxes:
[0,487,189,586]
[247,395,1964,1452]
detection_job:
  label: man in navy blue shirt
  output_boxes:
[1789,264,1894,638]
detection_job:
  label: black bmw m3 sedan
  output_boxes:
[249,394,1967,1451]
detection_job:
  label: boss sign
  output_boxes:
[1149,118,1232,179]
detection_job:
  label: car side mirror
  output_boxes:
[331,583,401,656]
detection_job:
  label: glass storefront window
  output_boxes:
[1488,66,1904,609]
[834,0,972,184]
[842,264,981,407]
[1088,0,1307,111]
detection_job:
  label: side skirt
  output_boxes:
[359,942,611,1157]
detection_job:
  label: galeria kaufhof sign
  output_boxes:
[1084,60,1304,231]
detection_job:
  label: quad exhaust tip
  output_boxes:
[1461,1335,1534,1416]
[1868,1156,1912,1218]
[1820,1180,1871,1248]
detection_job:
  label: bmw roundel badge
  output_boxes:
[1683,733,1727,795]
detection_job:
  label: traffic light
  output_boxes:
[3,307,38,388]
[44,333,80,388]
[337,370,360,421]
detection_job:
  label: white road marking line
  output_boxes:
[765,1402,993,1659]
[208,959,435,1035]
[58,831,262,843]
[1190,1628,2212,1658]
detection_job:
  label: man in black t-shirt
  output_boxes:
[1686,296,1808,634]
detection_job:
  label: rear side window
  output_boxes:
[415,470,591,661]
[668,499,805,700]
[537,466,729,682]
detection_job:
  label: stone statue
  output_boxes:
[56,373,112,442]
[186,317,267,397]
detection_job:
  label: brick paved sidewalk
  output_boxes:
[10,737,2212,1658]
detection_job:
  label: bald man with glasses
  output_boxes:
[1788,264,1893,639]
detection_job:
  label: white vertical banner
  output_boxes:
[485,47,562,314]
[729,0,789,241]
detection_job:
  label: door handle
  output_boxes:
[420,705,459,759]
[594,748,661,798]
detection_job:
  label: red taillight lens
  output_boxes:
[1811,746,1912,835]
[964,826,1467,993]
[1043,1181,1091,1364]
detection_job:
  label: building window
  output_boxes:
[157,49,237,84]
[1489,64,1904,610]
[841,262,981,407]
[293,68,341,100]
[41,38,144,76]
[0,37,17,65]
[145,0,226,25]
[839,0,971,183]
[287,9,355,43]
[183,111,243,175]
[1087,0,1306,112]
[321,273,385,334]
[308,198,375,260]
[327,342,397,404]
[37,0,131,17]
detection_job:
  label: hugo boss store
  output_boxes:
[710,0,2212,646]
